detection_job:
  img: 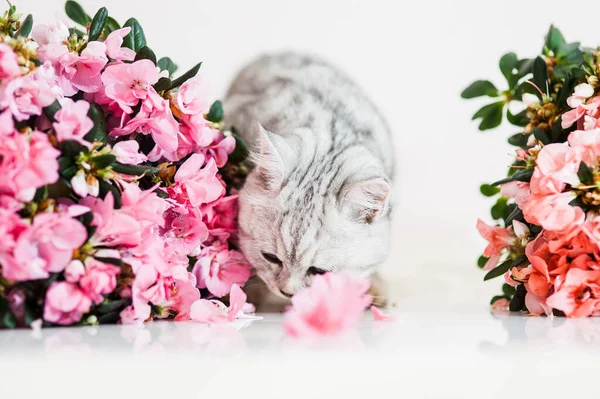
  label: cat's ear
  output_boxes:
[251,122,291,190]
[340,177,391,224]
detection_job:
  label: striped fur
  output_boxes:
[225,52,395,298]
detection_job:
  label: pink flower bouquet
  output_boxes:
[464,26,600,317]
[0,1,253,328]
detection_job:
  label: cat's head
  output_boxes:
[237,123,392,298]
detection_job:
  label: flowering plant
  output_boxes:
[464,26,600,317]
[0,1,254,328]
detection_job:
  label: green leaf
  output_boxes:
[507,132,528,148]
[96,299,129,314]
[60,165,77,179]
[484,255,527,281]
[506,109,528,127]
[499,52,518,83]
[461,80,499,99]
[206,100,224,123]
[504,206,524,227]
[491,197,508,220]
[170,62,202,90]
[98,179,122,209]
[477,255,489,269]
[509,284,526,312]
[578,162,594,184]
[93,154,116,169]
[65,0,91,26]
[153,77,172,92]
[105,16,120,33]
[0,297,17,329]
[60,140,87,158]
[84,104,107,144]
[15,14,33,37]
[122,18,146,52]
[134,46,156,64]
[111,162,159,176]
[516,58,534,77]
[545,25,566,53]
[472,101,504,131]
[533,128,550,145]
[43,100,62,121]
[480,184,500,197]
[512,168,534,182]
[532,56,548,99]
[88,7,108,41]
[94,257,124,267]
[228,134,250,164]
[502,283,517,297]
[157,57,178,76]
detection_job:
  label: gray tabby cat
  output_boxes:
[224,52,394,303]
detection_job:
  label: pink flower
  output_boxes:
[43,282,92,325]
[0,130,60,201]
[500,181,530,207]
[546,268,600,317]
[110,99,179,155]
[525,292,552,316]
[176,75,210,115]
[162,206,208,255]
[189,283,248,323]
[79,258,121,304]
[104,27,136,61]
[283,273,372,337]
[0,212,87,281]
[80,193,142,248]
[202,195,238,239]
[476,219,515,270]
[31,20,70,45]
[201,132,235,168]
[193,243,252,297]
[172,155,225,206]
[52,98,93,145]
[562,96,600,129]
[0,74,55,121]
[0,43,21,81]
[101,60,160,114]
[111,140,147,165]
[170,273,201,321]
[120,182,170,228]
[64,260,85,283]
[370,305,394,321]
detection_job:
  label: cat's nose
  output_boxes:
[279,289,293,298]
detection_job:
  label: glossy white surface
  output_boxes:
[1,308,598,398]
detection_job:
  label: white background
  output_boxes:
[17,0,599,308]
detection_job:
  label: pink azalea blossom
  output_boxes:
[111,140,147,165]
[283,273,372,337]
[0,130,60,201]
[172,155,225,206]
[110,98,179,155]
[562,96,600,129]
[546,268,600,317]
[202,195,238,239]
[79,257,121,304]
[101,59,160,114]
[171,273,201,321]
[162,206,208,255]
[31,20,70,45]
[104,27,136,61]
[80,193,142,248]
[43,282,92,325]
[1,212,87,281]
[52,98,94,145]
[176,75,210,115]
[476,219,515,270]
[120,182,171,228]
[189,283,248,323]
[0,43,21,81]
[0,74,55,121]
[500,181,531,207]
[370,305,394,321]
[192,243,252,297]
[64,260,85,283]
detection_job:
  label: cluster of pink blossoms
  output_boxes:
[0,13,252,327]
[478,84,600,318]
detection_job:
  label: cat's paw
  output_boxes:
[368,272,390,308]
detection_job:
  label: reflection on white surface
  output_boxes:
[3,310,600,398]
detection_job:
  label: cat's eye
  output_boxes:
[307,266,327,276]
[262,252,282,265]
